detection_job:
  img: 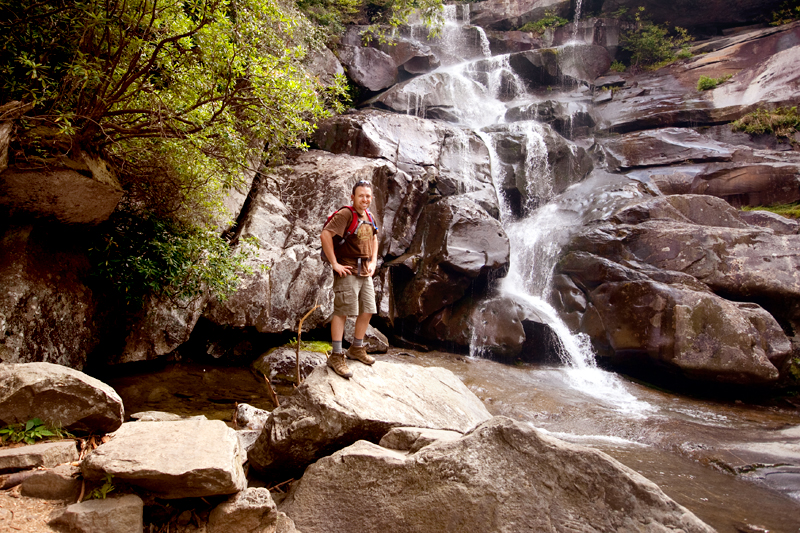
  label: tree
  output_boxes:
[1,0,345,302]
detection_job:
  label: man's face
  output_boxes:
[351,185,373,213]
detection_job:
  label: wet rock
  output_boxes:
[394,196,509,321]
[0,154,122,225]
[119,294,206,363]
[484,122,593,213]
[601,128,737,171]
[378,38,439,75]
[338,44,397,92]
[485,30,544,54]
[129,411,207,422]
[549,18,632,57]
[20,463,81,501]
[469,0,571,31]
[0,225,101,369]
[577,274,785,384]
[303,44,345,88]
[0,440,79,475]
[504,100,596,139]
[49,494,143,533]
[253,346,327,386]
[556,43,612,83]
[0,362,124,433]
[247,360,492,476]
[343,319,389,353]
[280,416,715,533]
[689,163,800,207]
[82,419,246,499]
[207,487,278,533]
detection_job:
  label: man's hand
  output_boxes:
[332,262,353,277]
[364,259,377,277]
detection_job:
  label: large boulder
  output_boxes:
[280,416,715,533]
[338,44,398,92]
[0,362,123,433]
[247,360,492,476]
[0,225,101,369]
[594,23,800,134]
[0,154,122,225]
[469,0,570,31]
[392,196,510,321]
[82,419,246,499]
[204,150,424,332]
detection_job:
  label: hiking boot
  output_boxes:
[327,351,352,378]
[347,345,375,365]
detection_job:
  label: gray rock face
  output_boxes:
[0,440,79,475]
[49,494,144,533]
[248,360,492,476]
[82,419,246,499]
[555,193,799,384]
[378,426,463,453]
[338,44,398,91]
[280,416,715,533]
[253,346,327,386]
[303,45,345,88]
[0,362,123,433]
[394,196,510,321]
[208,487,278,533]
[601,0,784,31]
[119,294,206,363]
[20,463,81,501]
[0,154,122,225]
[0,226,100,369]
[469,0,570,31]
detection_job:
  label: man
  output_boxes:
[320,180,379,378]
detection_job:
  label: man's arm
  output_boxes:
[321,229,352,277]
[366,233,378,276]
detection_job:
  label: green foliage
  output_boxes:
[621,7,692,70]
[1,0,337,221]
[86,474,116,500]
[287,339,333,353]
[730,106,800,142]
[697,74,732,91]
[771,0,800,25]
[89,209,257,305]
[360,0,444,44]
[0,418,73,445]
[741,202,800,219]
[298,0,361,35]
[609,60,626,73]
[518,11,569,35]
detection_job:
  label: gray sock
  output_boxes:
[353,338,364,347]
[332,340,343,353]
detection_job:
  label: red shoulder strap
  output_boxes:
[343,206,359,237]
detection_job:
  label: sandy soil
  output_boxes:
[0,487,65,533]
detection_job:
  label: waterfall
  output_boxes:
[397,10,649,412]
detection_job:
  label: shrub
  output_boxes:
[697,74,733,91]
[622,7,692,70]
[89,208,257,305]
[771,0,800,25]
[0,418,73,445]
[741,202,800,219]
[730,106,800,142]
[518,11,569,35]
[609,60,626,73]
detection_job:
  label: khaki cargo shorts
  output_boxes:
[333,274,377,316]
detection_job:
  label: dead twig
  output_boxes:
[267,478,295,493]
[259,372,280,409]
[77,479,85,503]
[296,302,321,386]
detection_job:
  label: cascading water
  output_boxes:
[397,11,649,413]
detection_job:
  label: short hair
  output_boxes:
[352,180,372,195]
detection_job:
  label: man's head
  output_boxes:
[351,180,373,214]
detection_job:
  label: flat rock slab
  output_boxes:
[281,417,715,533]
[0,440,79,475]
[248,360,492,476]
[49,494,143,533]
[0,362,124,433]
[82,419,246,499]
[21,463,81,501]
